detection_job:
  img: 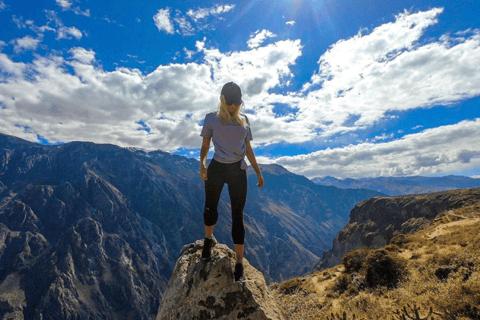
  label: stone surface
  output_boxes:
[156,240,284,320]
[316,187,480,270]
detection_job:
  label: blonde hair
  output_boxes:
[217,95,246,126]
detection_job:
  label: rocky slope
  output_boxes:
[156,240,283,320]
[272,200,480,320]
[316,187,480,270]
[0,133,381,319]
[312,175,480,196]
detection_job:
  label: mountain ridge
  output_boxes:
[0,132,382,319]
[312,175,480,196]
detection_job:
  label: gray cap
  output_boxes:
[221,82,242,106]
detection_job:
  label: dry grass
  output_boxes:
[271,204,480,320]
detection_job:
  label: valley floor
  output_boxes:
[271,204,480,320]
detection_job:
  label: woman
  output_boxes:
[199,82,264,283]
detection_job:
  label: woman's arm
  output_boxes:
[199,137,211,181]
[245,140,264,188]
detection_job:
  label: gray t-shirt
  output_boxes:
[200,112,253,169]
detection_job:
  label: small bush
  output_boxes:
[332,274,351,295]
[390,234,411,248]
[364,249,408,289]
[346,284,359,296]
[342,249,368,274]
[383,243,401,253]
[275,277,314,295]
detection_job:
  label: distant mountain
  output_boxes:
[0,133,382,319]
[312,175,480,196]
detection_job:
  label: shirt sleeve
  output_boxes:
[245,115,253,141]
[200,114,213,138]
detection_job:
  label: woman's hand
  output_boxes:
[256,173,264,188]
[245,141,264,188]
[199,137,211,181]
[199,165,208,181]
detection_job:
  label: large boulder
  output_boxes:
[156,240,284,320]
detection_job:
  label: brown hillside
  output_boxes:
[271,201,480,320]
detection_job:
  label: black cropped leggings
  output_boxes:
[204,159,247,245]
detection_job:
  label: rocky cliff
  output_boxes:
[156,240,283,320]
[0,133,382,319]
[316,187,480,270]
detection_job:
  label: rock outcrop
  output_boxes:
[316,187,480,270]
[156,240,284,320]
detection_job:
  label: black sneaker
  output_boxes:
[202,236,216,260]
[234,262,245,282]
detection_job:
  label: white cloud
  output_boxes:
[174,15,195,36]
[186,4,235,22]
[70,47,95,64]
[20,17,55,35]
[55,0,72,10]
[0,1,6,10]
[57,26,82,40]
[0,35,303,151]
[247,30,277,49]
[184,47,195,59]
[103,15,123,27]
[12,15,26,28]
[55,0,90,16]
[72,7,90,17]
[272,119,480,178]
[44,10,83,40]
[296,8,480,138]
[372,133,394,141]
[0,53,27,77]
[154,8,174,34]
[153,5,235,36]
[11,35,41,53]
[286,20,295,26]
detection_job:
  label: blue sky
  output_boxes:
[1,0,480,179]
